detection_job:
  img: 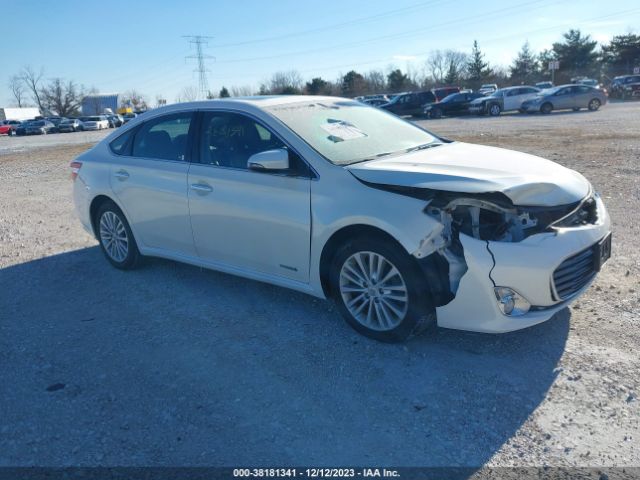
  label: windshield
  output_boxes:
[266,99,439,166]
[88,116,100,121]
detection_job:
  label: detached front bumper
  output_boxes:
[468,105,485,114]
[436,195,611,333]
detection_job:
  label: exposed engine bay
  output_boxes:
[364,181,599,307]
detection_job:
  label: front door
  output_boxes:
[187,111,312,282]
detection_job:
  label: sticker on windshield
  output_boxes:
[321,119,367,143]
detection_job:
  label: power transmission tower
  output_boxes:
[183,35,214,100]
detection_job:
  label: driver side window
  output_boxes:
[198,111,310,176]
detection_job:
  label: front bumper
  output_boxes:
[468,105,485,114]
[436,195,611,333]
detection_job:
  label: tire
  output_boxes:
[96,201,141,270]
[430,108,443,119]
[588,98,601,111]
[540,102,553,114]
[329,236,436,343]
[488,103,501,116]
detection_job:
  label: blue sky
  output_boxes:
[2,0,639,105]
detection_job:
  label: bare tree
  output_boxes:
[267,70,303,94]
[121,89,148,111]
[426,50,467,85]
[8,75,26,107]
[41,78,82,117]
[231,85,254,97]
[364,70,386,93]
[20,66,45,112]
[177,85,199,102]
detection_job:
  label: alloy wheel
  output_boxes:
[99,211,129,262]
[339,251,409,331]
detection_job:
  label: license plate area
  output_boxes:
[594,233,612,271]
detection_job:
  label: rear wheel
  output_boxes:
[430,108,443,119]
[329,237,436,342]
[541,102,553,114]
[588,98,601,111]
[96,201,141,270]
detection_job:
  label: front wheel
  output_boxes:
[588,98,601,111]
[488,103,501,116]
[96,201,141,270]
[329,237,436,342]
[540,102,553,114]
[430,108,442,119]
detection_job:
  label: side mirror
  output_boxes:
[247,149,289,171]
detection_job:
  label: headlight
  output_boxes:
[494,287,531,316]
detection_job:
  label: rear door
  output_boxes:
[109,111,197,256]
[187,110,312,282]
[503,88,523,111]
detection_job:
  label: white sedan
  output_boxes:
[80,115,109,130]
[71,96,611,342]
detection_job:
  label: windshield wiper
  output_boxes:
[405,142,443,153]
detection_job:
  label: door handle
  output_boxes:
[114,170,129,180]
[190,183,213,193]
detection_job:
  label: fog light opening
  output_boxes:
[494,287,531,316]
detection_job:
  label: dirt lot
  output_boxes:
[0,102,638,469]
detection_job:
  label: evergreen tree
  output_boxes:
[552,29,599,80]
[601,33,640,75]
[386,69,410,92]
[510,41,540,84]
[466,40,492,87]
[219,86,230,98]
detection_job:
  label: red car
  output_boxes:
[0,120,21,135]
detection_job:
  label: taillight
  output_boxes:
[70,161,82,181]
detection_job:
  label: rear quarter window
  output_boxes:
[109,128,136,156]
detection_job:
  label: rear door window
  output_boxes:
[132,112,193,161]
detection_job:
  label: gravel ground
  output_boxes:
[0,102,638,468]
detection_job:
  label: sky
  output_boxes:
[1,0,639,106]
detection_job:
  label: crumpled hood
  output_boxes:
[347,142,591,206]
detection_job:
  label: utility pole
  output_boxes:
[183,35,214,100]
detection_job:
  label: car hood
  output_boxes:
[346,142,591,206]
[469,97,490,104]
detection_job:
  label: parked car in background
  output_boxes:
[25,120,56,135]
[521,84,607,114]
[107,114,124,127]
[58,118,83,133]
[424,92,486,118]
[14,120,34,136]
[45,117,65,132]
[478,83,498,95]
[535,81,554,90]
[122,112,137,123]
[609,75,640,99]
[469,86,540,116]
[71,96,610,342]
[432,86,461,102]
[0,122,12,135]
[80,115,109,130]
[2,119,22,136]
[379,91,437,117]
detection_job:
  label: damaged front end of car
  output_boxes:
[367,182,603,324]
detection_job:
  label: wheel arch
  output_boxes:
[318,224,414,298]
[89,194,123,238]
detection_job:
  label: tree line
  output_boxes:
[217,30,640,97]
[7,29,640,112]
[7,66,149,116]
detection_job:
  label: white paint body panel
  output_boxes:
[347,142,591,206]
[73,96,611,334]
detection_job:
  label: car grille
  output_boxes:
[552,246,596,300]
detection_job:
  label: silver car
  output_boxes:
[521,84,607,114]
